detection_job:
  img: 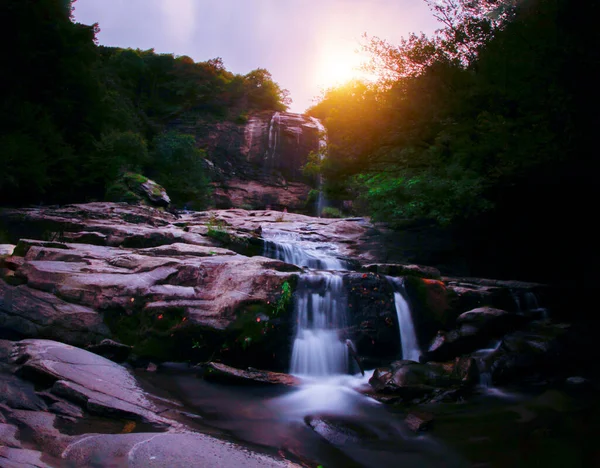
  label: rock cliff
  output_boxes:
[174,111,325,211]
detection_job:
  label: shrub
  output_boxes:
[321,207,343,218]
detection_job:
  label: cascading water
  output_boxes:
[389,278,421,362]
[266,111,281,169]
[290,273,349,376]
[310,117,328,217]
[262,228,346,270]
[512,289,548,319]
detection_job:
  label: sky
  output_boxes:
[73,0,441,113]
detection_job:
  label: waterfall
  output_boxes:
[472,341,501,388]
[511,289,548,319]
[290,273,349,377]
[266,111,281,169]
[261,227,350,377]
[310,117,328,217]
[262,228,346,270]
[389,278,421,362]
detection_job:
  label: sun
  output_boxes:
[313,42,373,89]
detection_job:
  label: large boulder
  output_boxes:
[421,307,526,363]
[0,339,299,467]
[1,238,298,369]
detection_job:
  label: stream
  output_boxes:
[132,225,597,467]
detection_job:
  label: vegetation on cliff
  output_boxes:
[0,0,290,206]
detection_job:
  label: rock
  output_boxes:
[364,263,441,279]
[421,307,526,363]
[0,446,51,468]
[139,178,171,207]
[86,339,132,363]
[0,423,21,448]
[403,277,452,349]
[305,415,378,446]
[11,340,171,427]
[0,279,111,347]
[62,432,296,468]
[1,231,298,367]
[202,362,300,386]
[0,245,15,256]
[405,411,434,432]
[344,272,398,365]
[0,374,48,411]
[489,321,571,384]
[368,360,455,400]
[146,362,158,372]
[0,339,301,467]
[48,400,84,419]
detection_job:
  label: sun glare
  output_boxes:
[313,43,374,90]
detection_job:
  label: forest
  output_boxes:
[0,0,596,289]
[0,0,290,207]
[309,0,596,289]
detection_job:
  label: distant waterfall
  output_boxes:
[389,278,421,362]
[310,117,328,217]
[266,111,281,169]
[290,273,349,376]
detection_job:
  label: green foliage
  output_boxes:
[243,68,291,111]
[320,207,344,219]
[149,131,211,208]
[274,281,293,316]
[234,280,295,352]
[308,0,586,229]
[0,2,290,207]
[88,131,149,193]
[301,151,323,179]
[205,213,230,242]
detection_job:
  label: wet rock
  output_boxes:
[403,277,452,348]
[0,422,21,448]
[202,362,300,386]
[369,360,455,400]
[0,279,111,347]
[305,415,376,446]
[344,272,398,365]
[62,431,296,468]
[422,307,525,363]
[405,411,434,432]
[11,340,171,427]
[0,244,15,256]
[0,374,48,411]
[364,263,441,279]
[0,446,50,468]
[48,400,84,419]
[489,321,570,384]
[5,409,71,458]
[86,339,132,363]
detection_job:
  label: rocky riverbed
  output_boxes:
[0,202,598,467]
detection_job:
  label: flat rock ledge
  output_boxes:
[0,338,299,467]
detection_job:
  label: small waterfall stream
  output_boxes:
[389,278,421,362]
[266,111,281,169]
[290,273,349,376]
[310,117,328,217]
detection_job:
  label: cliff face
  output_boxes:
[173,111,324,211]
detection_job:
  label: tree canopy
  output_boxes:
[0,0,290,206]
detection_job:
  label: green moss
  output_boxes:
[104,305,190,360]
[122,172,149,185]
[321,207,343,218]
